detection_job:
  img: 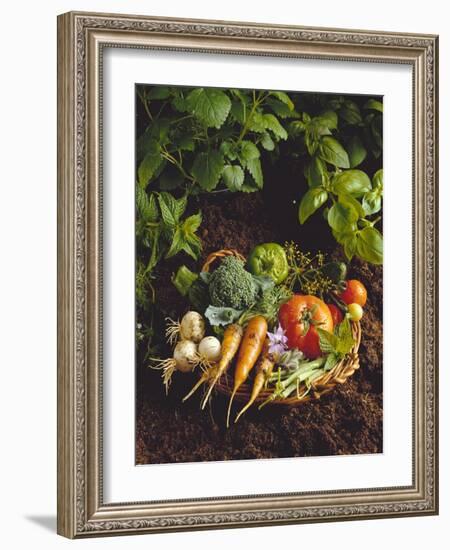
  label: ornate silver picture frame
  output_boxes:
[57,11,438,538]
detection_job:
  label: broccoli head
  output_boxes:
[209,256,257,310]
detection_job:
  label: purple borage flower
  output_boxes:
[267,324,289,356]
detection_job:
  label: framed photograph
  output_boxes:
[57,11,439,538]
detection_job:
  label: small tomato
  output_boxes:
[348,303,363,322]
[339,279,367,307]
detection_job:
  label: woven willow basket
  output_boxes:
[201,248,361,407]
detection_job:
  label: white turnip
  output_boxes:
[151,340,198,393]
[165,312,205,345]
[198,336,221,363]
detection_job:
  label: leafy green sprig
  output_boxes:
[137,86,296,195]
[317,316,356,371]
[136,190,203,309]
[290,98,383,265]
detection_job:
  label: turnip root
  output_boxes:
[165,312,205,345]
[198,336,221,363]
[151,340,198,393]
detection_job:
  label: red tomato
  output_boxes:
[339,279,367,307]
[279,295,334,359]
[327,303,344,326]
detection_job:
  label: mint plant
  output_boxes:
[136,190,202,312]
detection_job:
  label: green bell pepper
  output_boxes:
[247,243,289,284]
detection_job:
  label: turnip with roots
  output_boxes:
[165,311,205,345]
[151,340,199,393]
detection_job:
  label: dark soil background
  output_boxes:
[136,160,383,464]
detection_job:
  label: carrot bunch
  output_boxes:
[184,315,274,426]
[226,316,268,427]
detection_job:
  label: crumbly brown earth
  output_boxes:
[136,191,383,464]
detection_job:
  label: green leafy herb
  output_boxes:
[347,135,367,168]
[332,170,372,198]
[222,164,245,191]
[317,316,355,357]
[185,87,232,129]
[318,136,350,168]
[298,187,328,224]
[191,150,225,191]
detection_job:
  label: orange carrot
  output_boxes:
[234,340,275,423]
[200,323,243,409]
[226,316,268,426]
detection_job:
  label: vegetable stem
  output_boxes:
[137,89,153,122]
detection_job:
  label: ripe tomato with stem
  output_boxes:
[279,295,334,359]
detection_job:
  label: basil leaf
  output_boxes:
[356,226,383,264]
[340,100,362,125]
[347,135,367,168]
[319,136,350,168]
[299,188,328,224]
[342,232,357,260]
[304,157,328,188]
[372,168,383,189]
[338,192,365,218]
[316,110,338,130]
[362,190,382,216]
[364,99,383,113]
[332,170,372,198]
[328,202,359,232]
[371,115,382,148]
